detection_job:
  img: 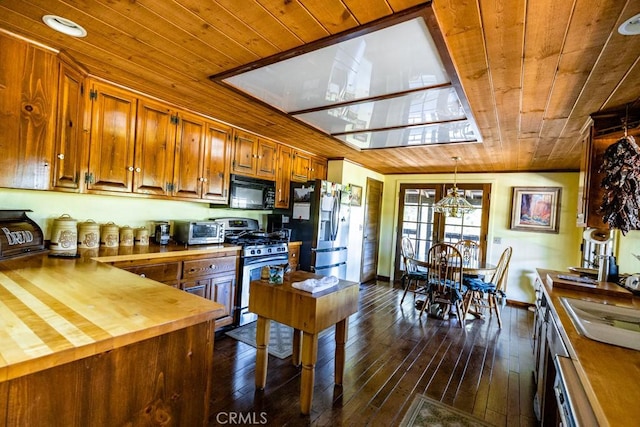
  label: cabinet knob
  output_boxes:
[203,178,208,182]
[44,162,49,167]
[57,153,65,160]
[140,273,146,278]
[135,167,141,173]
[128,166,134,171]
[209,264,216,269]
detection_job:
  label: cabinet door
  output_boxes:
[172,111,206,199]
[231,130,257,176]
[134,98,176,196]
[310,157,327,180]
[86,81,137,192]
[288,243,300,272]
[182,278,211,299]
[256,138,277,180]
[211,273,235,317]
[52,62,85,191]
[291,151,311,182]
[276,145,292,208]
[0,36,57,190]
[202,121,231,203]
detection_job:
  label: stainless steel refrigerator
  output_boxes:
[287,179,350,279]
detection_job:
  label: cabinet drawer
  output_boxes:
[122,262,181,283]
[182,256,237,279]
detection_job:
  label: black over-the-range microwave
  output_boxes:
[225,174,275,210]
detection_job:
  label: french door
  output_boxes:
[394,183,491,280]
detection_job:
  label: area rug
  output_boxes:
[399,394,492,427]
[225,321,294,359]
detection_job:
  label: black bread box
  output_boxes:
[0,210,46,260]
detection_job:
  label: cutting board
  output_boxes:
[546,273,633,299]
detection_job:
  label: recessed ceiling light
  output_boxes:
[618,13,640,36]
[42,15,87,38]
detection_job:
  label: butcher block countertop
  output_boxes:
[0,245,236,382]
[536,269,640,427]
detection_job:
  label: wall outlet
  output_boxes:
[493,237,502,244]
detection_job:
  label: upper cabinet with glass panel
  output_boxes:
[211,7,481,150]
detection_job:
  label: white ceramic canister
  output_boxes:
[50,214,78,256]
[134,227,149,246]
[119,225,134,247]
[100,222,120,247]
[77,219,100,249]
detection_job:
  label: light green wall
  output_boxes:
[0,188,268,238]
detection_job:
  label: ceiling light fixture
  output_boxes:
[618,13,640,35]
[42,15,87,38]
[434,157,475,218]
[210,6,481,150]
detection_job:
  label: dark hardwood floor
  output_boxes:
[209,282,537,426]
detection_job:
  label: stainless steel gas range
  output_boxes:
[212,217,289,326]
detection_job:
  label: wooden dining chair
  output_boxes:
[462,246,513,328]
[454,239,481,267]
[399,237,430,306]
[422,243,465,326]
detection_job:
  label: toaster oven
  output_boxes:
[173,220,225,245]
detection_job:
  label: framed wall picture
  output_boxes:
[350,184,362,206]
[510,187,561,233]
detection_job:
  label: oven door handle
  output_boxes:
[243,255,289,266]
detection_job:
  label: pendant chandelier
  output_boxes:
[434,157,475,218]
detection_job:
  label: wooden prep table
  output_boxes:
[249,270,359,415]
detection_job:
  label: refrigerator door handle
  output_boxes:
[330,194,340,240]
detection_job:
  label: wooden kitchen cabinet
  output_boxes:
[291,150,311,182]
[181,255,237,329]
[119,261,181,288]
[231,130,277,180]
[200,120,232,203]
[85,81,137,193]
[310,156,327,180]
[275,145,293,208]
[0,34,57,190]
[291,151,327,182]
[288,241,301,272]
[133,97,177,196]
[51,59,86,192]
[577,114,640,229]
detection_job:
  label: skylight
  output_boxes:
[211,10,481,150]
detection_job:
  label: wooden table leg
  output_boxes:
[299,331,318,415]
[255,316,270,390]
[334,318,348,385]
[292,328,302,366]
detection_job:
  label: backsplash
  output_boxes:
[0,188,269,240]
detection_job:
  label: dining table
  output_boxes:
[410,257,497,319]
[248,270,359,415]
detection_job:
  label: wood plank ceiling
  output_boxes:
[1,0,639,174]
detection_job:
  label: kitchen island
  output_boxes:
[535,269,640,427]
[0,246,234,426]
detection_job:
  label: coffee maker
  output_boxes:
[153,221,170,245]
[267,214,290,233]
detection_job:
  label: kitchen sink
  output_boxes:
[560,297,640,351]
